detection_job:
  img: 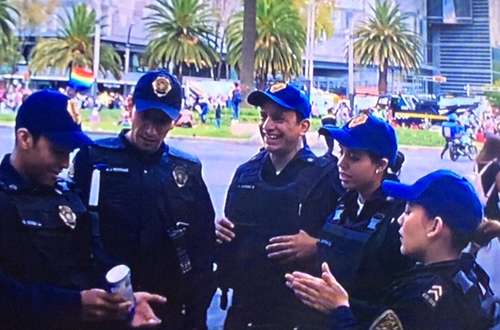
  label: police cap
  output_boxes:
[15,90,93,151]
[132,70,182,121]
[382,169,483,234]
[248,82,311,119]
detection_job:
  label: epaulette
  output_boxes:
[93,137,126,150]
[247,149,267,163]
[315,153,337,168]
[167,146,200,164]
[55,178,73,192]
[0,179,18,192]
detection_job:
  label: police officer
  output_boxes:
[440,113,464,159]
[287,170,499,330]
[73,70,216,330]
[215,82,344,329]
[0,90,166,329]
[293,114,413,325]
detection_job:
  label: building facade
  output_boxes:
[427,0,493,95]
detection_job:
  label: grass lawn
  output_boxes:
[396,127,445,147]
[0,107,446,146]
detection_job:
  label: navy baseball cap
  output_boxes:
[247,82,311,119]
[133,70,182,120]
[15,90,93,151]
[320,114,398,165]
[382,170,483,234]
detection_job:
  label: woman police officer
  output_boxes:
[286,170,499,330]
[263,113,413,325]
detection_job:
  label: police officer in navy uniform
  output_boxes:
[215,82,344,329]
[287,170,500,330]
[0,90,166,329]
[303,115,414,325]
[73,70,216,330]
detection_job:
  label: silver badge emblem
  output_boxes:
[172,166,189,188]
[58,205,77,229]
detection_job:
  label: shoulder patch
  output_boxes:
[167,146,200,164]
[369,309,403,330]
[421,284,444,308]
[94,137,125,150]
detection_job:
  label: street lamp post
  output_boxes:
[92,4,101,99]
[124,23,134,96]
[347,12,355,114]
[305,0,316,94]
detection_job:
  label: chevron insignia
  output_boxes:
[422,284,443,307]
[369,309,403,330]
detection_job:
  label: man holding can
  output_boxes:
[0,90,166,329]
[73,70,216,330]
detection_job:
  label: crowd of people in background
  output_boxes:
[1,79,500,139]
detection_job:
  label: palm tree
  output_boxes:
[0,0,18,42]
[353,0,422,94]
[0,36,21,73]
[144,0,219,81]
[30,3,122,79]
[226,0,306,89]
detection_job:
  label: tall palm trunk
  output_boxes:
[378,61,388,94]
[240,0,256,98]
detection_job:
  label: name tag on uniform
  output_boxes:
[105,167,129,173]
[238,184,255,190]
[21,219,42,227]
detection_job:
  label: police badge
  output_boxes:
[172,166,189,188]
[58,205,77,229]
[348,114,369,128]
[369,309,403,330]
[152,76,172,97]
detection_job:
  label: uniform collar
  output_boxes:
[294,146,318,163]
[0,154,26,189]
[264,146,317,170]
[0,154,55,192]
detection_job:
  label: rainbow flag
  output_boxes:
[70,67,94,89]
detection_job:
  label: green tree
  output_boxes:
[30,3,122,79]
[226,0,306,88]
[13,0,59,64]
[0,0,18,42]
[485,81,500,108]
[0,36,21,73]
[353,0,422,94]
[293,0,335,41]
[144,0,219,81]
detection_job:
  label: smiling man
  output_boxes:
[215,83,343,329]
[73,70,216,330]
